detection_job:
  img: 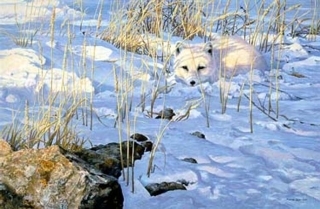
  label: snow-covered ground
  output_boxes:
[0,0,320,208]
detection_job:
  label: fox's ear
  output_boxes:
[175,41,187,56]
[203,42,213,56]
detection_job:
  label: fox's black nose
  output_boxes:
[190,80,196,86]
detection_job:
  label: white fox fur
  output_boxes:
[174,36,268,86]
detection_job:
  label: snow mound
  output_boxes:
[0,48,45,88]
[0,0,82,25]
[72,45,118,62]
[273,43,309,63]
[35,68,94,93]
[290,177,320,201]
[283,56,320,75]
[0,48,94,94]
[0,0,58,24]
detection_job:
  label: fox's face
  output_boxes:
[174,42,217,86]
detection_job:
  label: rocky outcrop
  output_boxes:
[0,132,156,208]
[0,139,123,209]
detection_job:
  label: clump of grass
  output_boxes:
[101,0,206,56]
[0,1,47,47]
[0,29,39,48]
[1,98,91,151]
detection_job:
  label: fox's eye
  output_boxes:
[182,66,188,71]
[197,66,205,71]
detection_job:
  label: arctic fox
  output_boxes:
[173,36,268,86]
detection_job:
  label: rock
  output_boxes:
[181,157,198,164]
[0,141,123,209]
[74,141,145,178]
[145,182,187,196]
[155,108,175,120]
[141,141,153,152]
[130,133,148,142]
[130,133,153,152]
[73,143,122,178]
[191,131,206,139]
[62,150,124,209]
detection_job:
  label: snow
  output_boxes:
[1,0,320,209]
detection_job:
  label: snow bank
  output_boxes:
[0,48,94,96]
